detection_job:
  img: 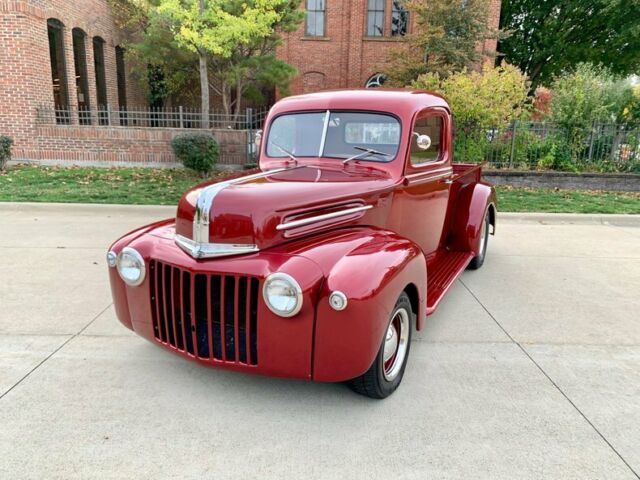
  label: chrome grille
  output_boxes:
[150,260,259,365]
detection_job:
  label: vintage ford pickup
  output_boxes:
[107,90,496,398]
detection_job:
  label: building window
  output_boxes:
[305,0,325,37]
[93,37,108,125]
[47,19,69,124]
[72,28,91,125]
[115,46,128,125]
[365,73,387,88]
[391,1,409,37]
[367,0,385,37]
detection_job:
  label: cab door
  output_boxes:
[389,108,453,256]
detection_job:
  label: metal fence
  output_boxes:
[455,121,640,172]
[37,105,270,130]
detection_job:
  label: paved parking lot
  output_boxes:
[1,203,639,479]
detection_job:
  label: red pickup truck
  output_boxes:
[107,90,496,398]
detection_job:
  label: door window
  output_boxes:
[410,116,443,165]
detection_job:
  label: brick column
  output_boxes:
[63,25,79,124]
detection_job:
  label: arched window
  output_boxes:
[47,19,69,123]
[115,46,128,125]
[92,36,108,124]
[365,73,387,88]
[303,71,326,93]
[72,28,91,124]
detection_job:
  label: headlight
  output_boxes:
[263,272,303,317]
[116,247,146,286]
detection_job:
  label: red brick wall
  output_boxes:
[0,0,146,148]
[278,0,502,95]
[12,126,250,167]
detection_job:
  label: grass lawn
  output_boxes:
[0,165,211,205]
[1,165,639,213]
[496,186,640,214]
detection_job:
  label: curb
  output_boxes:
[2,202,639,227]
[0,202,176,217]
[499,212,640,227]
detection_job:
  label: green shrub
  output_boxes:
[413,63,531,130]
[171,134,219,174]
[0,136,13,170]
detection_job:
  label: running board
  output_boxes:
[426,250,474,316]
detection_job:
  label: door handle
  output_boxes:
[441,179,453,185]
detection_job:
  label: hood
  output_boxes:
[175,166,395,257]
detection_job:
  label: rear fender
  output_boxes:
[450,182,496,254]
[292,228,426,382]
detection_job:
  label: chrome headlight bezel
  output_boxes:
[106,251,117,268]
[262,272,303,318]
[116,247,146,287]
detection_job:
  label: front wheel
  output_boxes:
[348,292,413,399]
[468,209,490,270]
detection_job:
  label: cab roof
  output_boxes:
[269,89,450,120]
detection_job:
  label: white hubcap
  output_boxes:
[383,307,409,381]
[383,326,398,363]
[479,215,488,256]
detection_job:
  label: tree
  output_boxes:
[151,0,302,127]
[109,0,202,106]
[412,63,530,130]
[498,0,640,91]
[385,0,501,86]
[550,64,638,128]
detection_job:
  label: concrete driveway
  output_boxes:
[1,203,639,479]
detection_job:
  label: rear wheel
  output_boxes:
[348,292,413,399]
[468,209,490,270]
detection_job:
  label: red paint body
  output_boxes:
[109,90,496,382]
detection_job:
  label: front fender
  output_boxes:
[108,218,174,331]
[450,182,496,254]
[286,228,426,382]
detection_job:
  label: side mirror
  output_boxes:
[254,129,263,148]
[415,134,432,150]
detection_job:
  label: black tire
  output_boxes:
[348,292,413,399]
[468,210,490,270]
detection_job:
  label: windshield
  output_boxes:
[266,111,401,162]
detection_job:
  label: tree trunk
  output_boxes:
[232,81,243,127]
[199,50,210,129]
[198,0,209,129]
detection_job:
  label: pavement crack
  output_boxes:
[459,278,640,480]
[0,303,112,401]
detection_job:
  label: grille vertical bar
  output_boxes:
[162,264,173,345]
[211,275,222,360]
[250,278,259,365]
[206,275,214,361]
[150,260,258,366]
[190,272,198,357]
[178,270,187,351]
[219,275,227,361]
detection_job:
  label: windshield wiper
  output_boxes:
[271,142,298,165]
[343,146,392,164]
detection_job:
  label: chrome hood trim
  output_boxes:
[180,167,294,259]
[175,234,259,260]
[192,168,290,243]
[276,205,373,231]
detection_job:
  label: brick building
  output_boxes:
[0,0,178,165]
[0,0,501,167]
[279,0,502,95]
